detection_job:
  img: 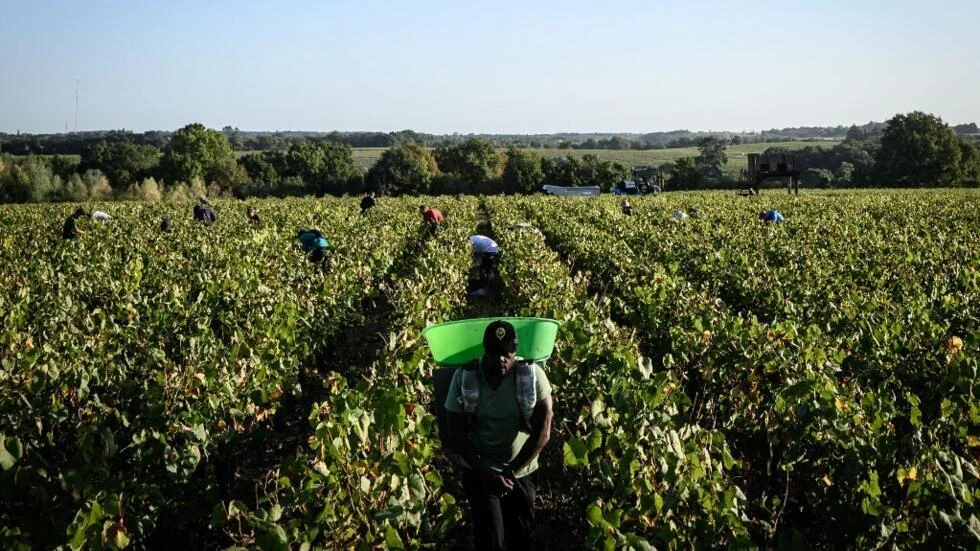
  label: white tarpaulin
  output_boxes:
[542,185,601,196]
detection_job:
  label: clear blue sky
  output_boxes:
[1,0,977,134]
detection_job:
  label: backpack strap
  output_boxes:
[458,359,537,431]
[514,360,537,431]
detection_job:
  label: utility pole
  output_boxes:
[74,79,79,132]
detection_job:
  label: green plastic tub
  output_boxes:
[422,317,559,366]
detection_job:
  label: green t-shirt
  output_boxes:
[62,216,78,240]
[444,361,552,478]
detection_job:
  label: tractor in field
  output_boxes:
[611,165,666,195]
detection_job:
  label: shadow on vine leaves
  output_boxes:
[148,228,435,549]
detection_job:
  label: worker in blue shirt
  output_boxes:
[759,209,785,223]
[296,229,330,262]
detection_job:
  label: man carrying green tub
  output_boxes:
[444,320,554,550]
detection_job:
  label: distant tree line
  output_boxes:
[0,128,441,156]
[0,127,814,155]
[12,118,978,157]
[1,112,977,204]
[758,122,888,140]
[0,122,633,202]
[0,130,171,156]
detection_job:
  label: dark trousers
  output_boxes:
[461,468,536,551]
[479,253,498,279]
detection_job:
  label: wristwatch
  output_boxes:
[501,466,516,479]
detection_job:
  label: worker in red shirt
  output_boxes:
[420,204,445,235]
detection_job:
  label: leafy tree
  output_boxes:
[265,140,359,196]
[365,144,435,196]
[238,152,281,188]
[697,137,728,177]
[165,182,194,202]
[952,122,979,135]
[429,173,489,195]
[221,125,244,150]
[834,162,855,187]
[140,131,170,150]
[845,125,867,141]
[579,154,629,192]
[0,163,32,203]
[874,111,971,187]
[75,169,111,200]
[285,141,326,183]
[189,177,208,200]
[160,123,237,189]
[833,140,877,186]
[668,158,706,190]
[802,168,834,188]
[4,157,58,202]
[608,136,630,150]
[538,154,627,190]
[502,148,544,194]
[541,156,584,187]
[60,174,90,202]
[390,130,423,146]
[135,177,163,201]
[434,139,501,185]
[120,177,162,201]
[253,134,289,151]
[50,155,82,180]
[279,175,308,196]
[82,141,160,188]
[208,157,251,196]
[312,141,358,195]
[960,141,980,186]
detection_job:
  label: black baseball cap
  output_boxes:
[483,320,518,355]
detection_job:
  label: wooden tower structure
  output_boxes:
[746,153,801,194]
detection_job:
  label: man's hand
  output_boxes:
[485,473,515,496]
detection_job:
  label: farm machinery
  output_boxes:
[611,165,666,195]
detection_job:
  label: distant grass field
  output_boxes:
[349,141,839,174]
[352,147,388,170]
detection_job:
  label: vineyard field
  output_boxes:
[0,189,977,549]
